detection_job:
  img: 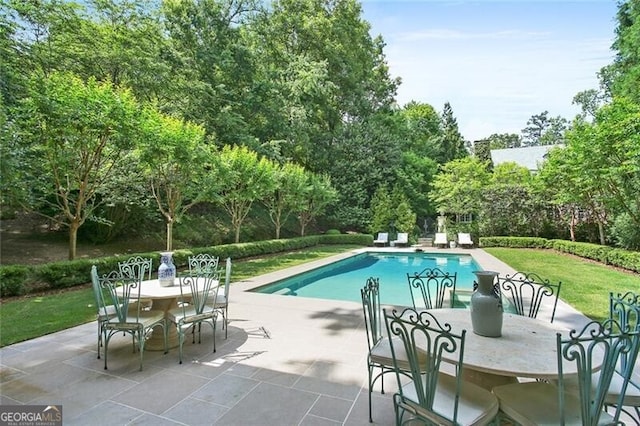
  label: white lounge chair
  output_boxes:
[458,233,474,248]
[373,232,388,246]
[434,233,448,248]
[392,232,409,247]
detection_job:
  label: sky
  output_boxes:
[360,0,619,142]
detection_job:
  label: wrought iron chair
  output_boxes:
[603,291,640,421]
[497,271,561,322]
[383,307,499,425]
[406,267,457,310]
[90,265,120,359]
[361,277,418,423]
[494,318,640,425]
[168,270,220,364]
[96,267,168,371]
[118,256,153,310]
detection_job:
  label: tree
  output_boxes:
[438,102,467,163]
[430,157,491,218]
[16,72,141,259]
[368,186,392,234]
[521,111,568,146]
[209,145,275,243]
[262,162,308,239]
[297,172,337,236]
[400,101,442,158]
[604,0,640,102]
[137,108,208,251]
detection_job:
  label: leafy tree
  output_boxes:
[16,72,141,259]
[605,0,640,102]
[394,152,439,220]
[390,188,416,235]
[430,157,490,218]
[297,171,337,236]
[521,111,568,146]
[262,162,308,239]
[368,186,392,234]
[137,108,208,251]
[208,145,275,243]
[438,102,467,163]
[400,101,442,158]
[485,133,522,149]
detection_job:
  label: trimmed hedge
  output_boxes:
[0,234,373,298]
[479,236,640,274]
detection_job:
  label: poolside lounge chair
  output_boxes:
[457,233,474,248]
[434,233,448,248]
[392,232,409,247]
[373,232,388,246]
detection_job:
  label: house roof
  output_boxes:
[490,145,561,171]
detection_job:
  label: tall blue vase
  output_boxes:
[158,252,176,287]
[470,271,503,337]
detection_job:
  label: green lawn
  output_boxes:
[0,245,361,347]
[1,245,638,347]
[484,247,640,322]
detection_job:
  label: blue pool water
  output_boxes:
[251,252,481,306]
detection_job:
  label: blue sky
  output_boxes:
[360,0,618,142]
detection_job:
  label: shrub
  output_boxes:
[0,265,31,297]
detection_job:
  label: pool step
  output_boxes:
[417,237,433,247]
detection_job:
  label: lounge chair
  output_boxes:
[434,233,448,248]
[458,233,474,248]
[392,232,409,247]
[373,232,388,246]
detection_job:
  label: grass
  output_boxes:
[0,245,361,347]
[2,245,638,347]
[484,247,640,322]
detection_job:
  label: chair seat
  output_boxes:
[401,373,498,425]
[493,381,615,426]
[168,306,216,324]
[105,310,165,330]
[562,369,640,406]
[370,336,428,371]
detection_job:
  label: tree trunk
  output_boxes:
[300,222,306,237]
[166,219,173,251]
[569,211,576,242]
[68,221,79,260]
[598,221,606,245]
[234,225,240,243]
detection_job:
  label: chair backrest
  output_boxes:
[188,254,220,276]
[90,265,107,313]
[609,291,640,373]
[497,271,561,322]
[223,257,232,299]
[384,307,466,424]
[118,256,152,281]
[376,233,388,242]
[396,232,408,243]
[361,277,383,351]
[458,233,472,244]
[407,268,457,310]
[557,319,640,425]
[96,267,143,322]
[177,271,219,318]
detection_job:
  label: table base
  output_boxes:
[462,368,519,391]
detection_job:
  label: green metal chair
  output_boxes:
[383,307,499,425]
[168,270,219,364]
[90,265,119,359]
[361,277,419,423]
[493,318,640,425]
[406,267,457,310]
[604,291,640,421]
[96,267,168,371]
[497,271,561,322]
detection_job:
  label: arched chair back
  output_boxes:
[383,307,499,425]
[188,253,220,277]
[407,268,457,310]
[118,256,153,281]
[498,271,561,322]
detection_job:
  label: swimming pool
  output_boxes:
[251,252,481,306]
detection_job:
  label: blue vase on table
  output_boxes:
[158,252,176,287]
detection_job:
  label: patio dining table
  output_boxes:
[425,308,592,390]
[116,278,219,350]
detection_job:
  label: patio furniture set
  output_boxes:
[361,268,640,425]
[373,232,475,249]
[91,254,232,371]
